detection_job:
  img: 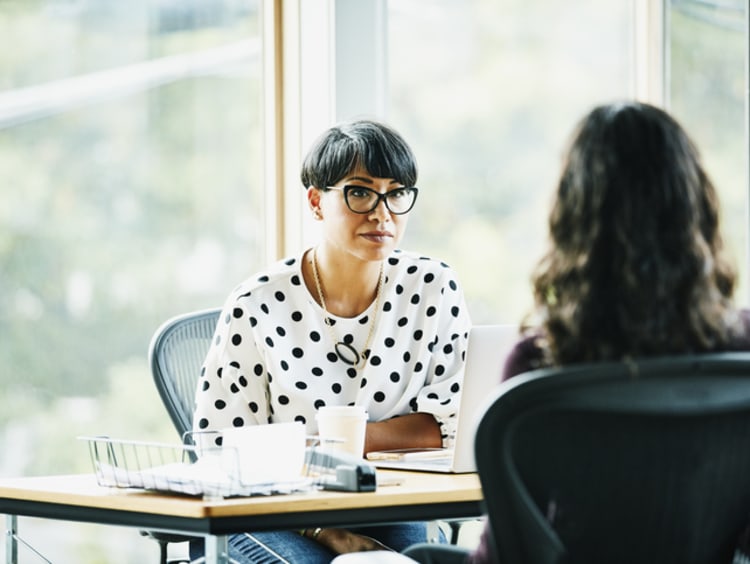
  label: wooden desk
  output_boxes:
[0,471,483,564]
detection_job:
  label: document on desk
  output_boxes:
[367,448,452,462]
[95,455,312,498]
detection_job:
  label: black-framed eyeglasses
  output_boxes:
[325,185,419,215]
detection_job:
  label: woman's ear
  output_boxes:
[308,187,323,220]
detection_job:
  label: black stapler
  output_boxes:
[304,448,377,492]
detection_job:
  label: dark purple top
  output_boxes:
[466,309,750,564]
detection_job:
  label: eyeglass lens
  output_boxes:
[343,186,418,214]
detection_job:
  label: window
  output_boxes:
[386,0,636,323]
[0,0,262,559]
[668,0,748,303]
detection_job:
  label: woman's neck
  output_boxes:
[304,247,383,318]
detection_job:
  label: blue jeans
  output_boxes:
[190,523,443,563]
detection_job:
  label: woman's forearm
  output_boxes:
[363,412,443,454]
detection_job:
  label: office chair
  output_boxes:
[145,307,222,564]
[474,352,750,564]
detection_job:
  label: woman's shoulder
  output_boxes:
[386,249,460,281]
[726,308,750,351]
[502,330,548,381]
[227,254,304,301]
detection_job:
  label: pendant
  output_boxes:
[334,341,361,366]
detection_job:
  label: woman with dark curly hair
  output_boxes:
[509,100,745,376]
[399,101,750,564]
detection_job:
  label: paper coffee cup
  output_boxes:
[316,405,368,458]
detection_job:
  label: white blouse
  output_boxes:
[193,249,472,449]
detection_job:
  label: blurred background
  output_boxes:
[0,0,746,561]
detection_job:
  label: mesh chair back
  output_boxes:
[149,308,221,440]
[475,353,750,564]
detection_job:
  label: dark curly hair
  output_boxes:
[529,101,738,365]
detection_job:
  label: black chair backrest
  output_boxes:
[474,353,750,564]
[148,308,221,440]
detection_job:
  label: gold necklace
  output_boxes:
[311,248,384,368]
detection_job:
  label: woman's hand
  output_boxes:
[312,528,393,554]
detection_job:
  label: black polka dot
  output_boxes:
[310,331,321,342]
[374,391,386,402]
[360,378,367,388]
[276,326,286,337]
[314,399,325,409]
[370,355,382,366]
[312,367,323,376]
[426,306,437,317]
[295,381,307,390]
[261,303,269,314]
[249,402,259,413]
[451,383,460,393]
[292,311,303,322]
[253,364,263,376]
[198,418,209,429]
[449,280,457,291]
[230,383,240,393]
[290,274,302,286]
[281,360,289,371]
[278,395,290,405]
[295,415,307,424]
[427,392,439,399]
[292,347,304,358]
[435,365,446,376]
[383,301,392,312]
[384,337,395,347]
[443,343,453,354]
[451,306,460,317]
[231,334,242,346]
[232,417,244,427]
[347,367,357,378]
[327,352,339,363]
[407,265,418,274]
[390,372,400,383]
[424,273,435,283]
[410,294,420,305]
[414,362,423,372]
[201,380,210,391]
[238,376,248,387]
[258,275,270,283]
[249,317,258,327]
[414,330,423,340]
[215,400,226,410]
[332,383,342,393]
[275,291,285,302]
[397,317,408,327]
[233,308,243,318]
[395,284,404,295]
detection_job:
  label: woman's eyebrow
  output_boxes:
[345,176,399,185]
[345,176,375,184]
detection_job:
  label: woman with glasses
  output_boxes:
[192,119,472,563]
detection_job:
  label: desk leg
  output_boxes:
[205,534,228,564]
[5,515,17,564]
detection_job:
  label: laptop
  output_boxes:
[367,324,518,473]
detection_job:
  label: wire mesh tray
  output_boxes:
[81,435,315,499]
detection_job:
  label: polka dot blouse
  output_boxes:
[193,249,472,448]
